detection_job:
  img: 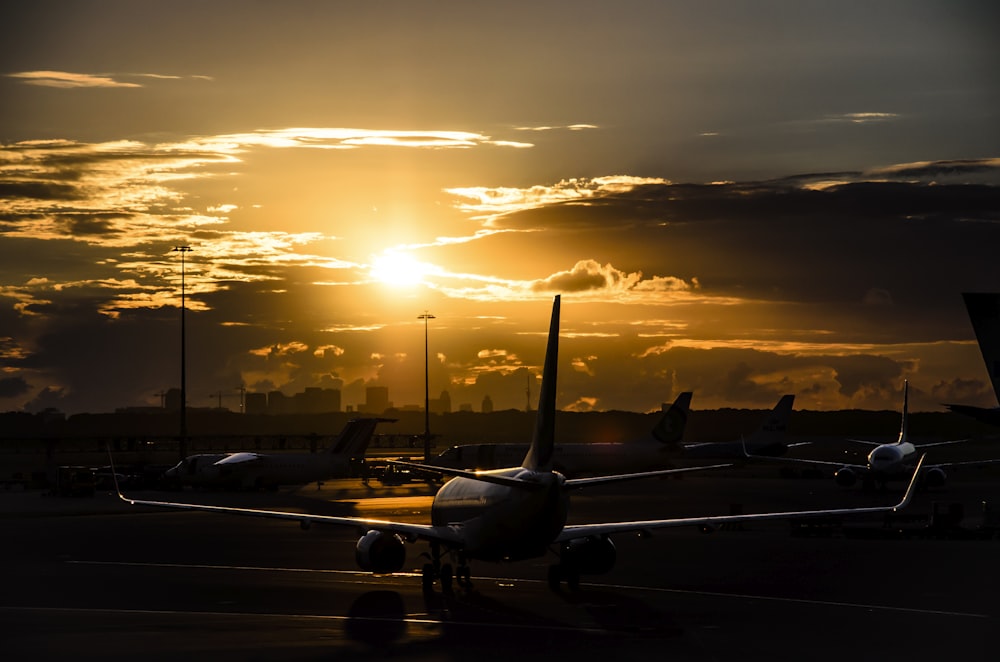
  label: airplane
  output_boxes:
[744,380,993,490]
[425,391,696,477]
[677,394,802,459]
[115,295,925,594]
[162,417,394,490]
[945,292,1000,426]
[426,392,797,477]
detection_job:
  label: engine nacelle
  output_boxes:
[355,530,406,574]
[562,536,617,575]
[834,467,857,487]
[923,466,946,488]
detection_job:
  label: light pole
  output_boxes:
[173,245,192,459]
[417,311,435,461]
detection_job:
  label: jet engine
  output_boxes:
[923,466,946,488]
[834,467,857,487]
[561,536,616,575]
[355,530,406,573]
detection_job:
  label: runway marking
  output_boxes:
[0,605,610,635]
[68,560,990,620]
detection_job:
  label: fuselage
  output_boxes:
[430,468,569,562]
[866,441,915,476]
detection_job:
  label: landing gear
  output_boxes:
[421,545,472,596]
[546,563,580,593]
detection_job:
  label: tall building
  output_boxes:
[482,394,494,413]
[364,386,390,414]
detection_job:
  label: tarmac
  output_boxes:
[1,469,997,661]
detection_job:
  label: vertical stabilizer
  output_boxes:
[651,392,693,444]
[963,292,1000,405]
[750,394,794,443]
[522,295,560,471]
[896,380,909,444]
[329,417,392,456]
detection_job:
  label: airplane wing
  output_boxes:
[741,437,868,470]
[115,489,465,546]
[564,463,732,490]
[214,452,263,465]
[388,458,733,491]
[385,460,549,490]
[555,454,926,542]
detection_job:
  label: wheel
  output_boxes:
[421,563,435,593]
[440,563,454,595]
[547,564,562,592]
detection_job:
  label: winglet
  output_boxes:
[106,444,131,504]
[522,295,560,471]
[894,453,926,512]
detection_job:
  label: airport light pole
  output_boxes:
[418,311,435,461]
[173,245,192,459]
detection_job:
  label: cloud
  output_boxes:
[8,71,142,88]
[7,71,212,88]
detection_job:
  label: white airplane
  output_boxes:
[427,391,695,477]
[163,417,394,490]
[946,292,1000,426]
[116,296,925,594]
[744,380,991,490]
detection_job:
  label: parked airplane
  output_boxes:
[426,391,695,476]
[946,292,1000,426]
[116,296,924,594]
[745,380,990,490]
[678,394,801,459]
[163,417,394,490]
[427,392,798,476]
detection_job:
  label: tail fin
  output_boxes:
[522,295,560,471]
[328,417,394,456]
[748,394,794,443]
[962,292,1000,404]
[651,392,692,445]
[896,380,909,444]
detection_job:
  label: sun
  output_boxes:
[369,251,436,288]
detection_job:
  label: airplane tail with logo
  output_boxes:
[651,392,693,446]
[328,417,394,456]
[522,295,560,472]
[962,292,1000,404]
[745,394,794,451]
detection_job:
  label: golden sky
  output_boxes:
[2,1,999,414]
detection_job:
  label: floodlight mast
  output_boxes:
[418,311,435,461]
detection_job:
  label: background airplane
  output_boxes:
[117,296,924,594]
[677,394,802,459]
[425,391,695,476]
[426,392,798,476]
[163,417,394,490]
[946,291,1000,426]
[745,380,994,490]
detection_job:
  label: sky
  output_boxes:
[2,0,999,416]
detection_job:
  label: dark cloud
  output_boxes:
[0,376,30,398]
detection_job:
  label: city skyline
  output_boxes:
[2,2,999,415]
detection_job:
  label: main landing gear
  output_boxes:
[421,543,472,596]
[546,563,580,593]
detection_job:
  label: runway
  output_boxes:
[1,470,996,661]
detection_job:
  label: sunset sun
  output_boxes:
[370,251,437,288]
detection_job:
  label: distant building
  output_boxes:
[245,392,267,415]
[430,390,451,414]
[363,386,390,414]
[482,394,493,413]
